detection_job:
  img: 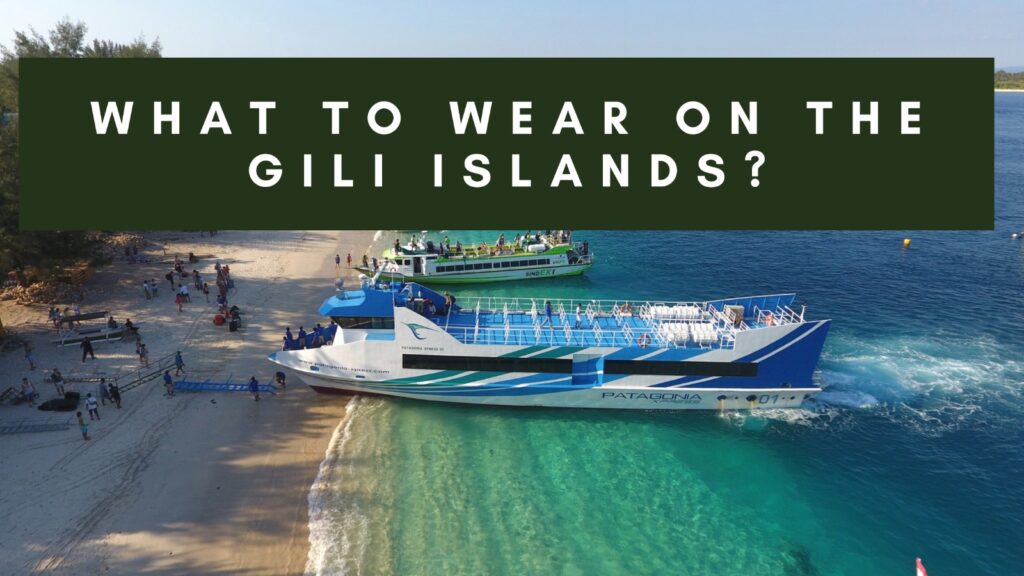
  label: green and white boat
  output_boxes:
[356,233,594,284]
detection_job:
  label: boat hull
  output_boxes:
[294,373,816,409]
[355,262,591,284]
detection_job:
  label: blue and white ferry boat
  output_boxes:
[268,276,830,410]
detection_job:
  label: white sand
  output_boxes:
[0,229,374,575]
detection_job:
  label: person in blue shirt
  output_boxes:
[174,351,185,376]
[248,376,260,401]
[543,300,554,327]
[163,371,175,397]
[297,326,307,349]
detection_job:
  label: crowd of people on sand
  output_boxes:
[8,239,369,444]
[158,254,231,314]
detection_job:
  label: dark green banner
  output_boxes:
[19,58,992,230]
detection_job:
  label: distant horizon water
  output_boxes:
[305,92,1024,576]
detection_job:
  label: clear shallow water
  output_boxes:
[309,94,1024,576]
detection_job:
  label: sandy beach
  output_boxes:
[0,229,374,575]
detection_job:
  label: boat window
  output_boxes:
[528,259,538,266]
[473,263,484,270]
[404,354,572,373]
[403,354,757,377]
[454,265,465,271]
[483,263,493,269]
[331,316,395,329]
[501,261,511,268]
[510,261,520,267]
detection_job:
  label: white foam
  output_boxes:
[816,332,1024,434]
[305,397,369,576]
[813,389,879,409]
[372,230,383,242]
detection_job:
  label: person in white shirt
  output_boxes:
[85,393,100,420]
[179,283,191,303]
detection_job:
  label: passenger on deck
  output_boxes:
[297,326,307,349]
[362,254,369,268]
[542,300,554,327]
[107,316,118,329]
[455,241,463,254]
[394,238,401,253]
[575,304,582,329]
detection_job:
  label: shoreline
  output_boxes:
[0,229,375,575]
[995,88,1024,93]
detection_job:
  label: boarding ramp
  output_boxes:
[174,377,277,395]
[112,352,179,393]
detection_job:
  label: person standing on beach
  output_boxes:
[275,371,287,390]
[175,292,183,313]
[335,254,341,269]
[138,343,150,367]
[77,411,90,441]
[144,279,152,300]
[85,393,100,420]
[20,378,38,406]
[151,279,159,297]
[346,253,352,268]
[165,271,175,290]
[163,371,175,397]
[80,338,96,362]
[248,376,260,401]
[50,368,65,396]
[108,382,122,409]
[98,378,111,406]
[23,341,36,371]
[202,282,210,303]
[174,351,185,376]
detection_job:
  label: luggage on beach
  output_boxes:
[229,318,240,332]
[214,314,225,326]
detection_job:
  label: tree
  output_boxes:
[0,20,161,273]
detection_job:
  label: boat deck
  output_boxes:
[414,293,806,350]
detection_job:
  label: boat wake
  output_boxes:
[305,397,370,576]
[811,333,1024,435]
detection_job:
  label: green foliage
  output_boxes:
[0,19,161,273]
[995,70,1024,90]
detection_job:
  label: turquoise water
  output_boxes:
[308,94,1024,576]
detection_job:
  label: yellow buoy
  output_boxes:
[903,238,911,248]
